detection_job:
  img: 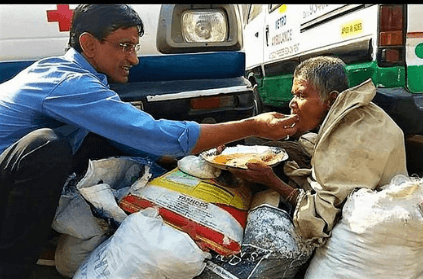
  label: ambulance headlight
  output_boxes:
[157,4,242,54]
[181,10,228,43]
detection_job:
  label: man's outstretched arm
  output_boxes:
[191,112,298,154]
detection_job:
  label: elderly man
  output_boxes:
[230,56,407,247]
[0,5,298,278]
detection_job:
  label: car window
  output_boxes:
[269,4,282,13]
[248,4,263,23]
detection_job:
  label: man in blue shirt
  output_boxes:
[0,5,298,278]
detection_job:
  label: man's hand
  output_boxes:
[251,112,299,140]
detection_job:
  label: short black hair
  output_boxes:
[67,4,144,53]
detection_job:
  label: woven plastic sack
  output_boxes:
[120,168,252,256]
[305,175,423,279]
[197,204,313,279]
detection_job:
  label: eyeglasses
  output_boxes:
[103,40,140,54]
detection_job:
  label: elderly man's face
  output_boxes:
[91,27,140,83]
[289,77,330,136]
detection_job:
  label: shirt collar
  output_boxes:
[64,48,109,86]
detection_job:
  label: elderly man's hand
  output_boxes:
[252,112,299,140]
[229,159,297,205]
[228,159,277,186]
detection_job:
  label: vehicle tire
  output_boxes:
[252,84,263,115]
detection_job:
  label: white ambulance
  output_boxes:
[0,4,255,124]
[242,4,423,135]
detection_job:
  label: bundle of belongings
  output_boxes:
[51,151,423,279]
[51,144,315,279]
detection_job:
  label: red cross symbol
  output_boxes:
[47,4,74,32]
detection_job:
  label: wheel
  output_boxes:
[252,84,263,115]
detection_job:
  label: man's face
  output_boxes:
[289,77,329,136]
[91,27,140,83]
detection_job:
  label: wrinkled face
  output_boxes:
[91,27,140,83]
[289,77,329,137]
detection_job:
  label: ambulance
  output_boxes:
[0,4,255,124]
[242,4,423,135]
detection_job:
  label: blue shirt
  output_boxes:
[0,48,200,157]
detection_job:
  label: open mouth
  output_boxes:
[121,65,132,75]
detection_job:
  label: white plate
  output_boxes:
[200,145,288,170]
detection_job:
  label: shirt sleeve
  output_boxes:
[42,73,201,157]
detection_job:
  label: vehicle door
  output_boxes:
[243,4,265,73]
[261,4,301,107]
[405,4,423,93]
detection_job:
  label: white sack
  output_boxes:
[55,233,108,278]
[74,207,211,279]
[53,157,154,277]
[52,188,106,239]
[76,157,143,192]
[305,175,423,279]
[52,186,110,278]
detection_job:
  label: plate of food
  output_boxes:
[200,145,289,170]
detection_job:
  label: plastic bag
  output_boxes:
[78,183,128,224]
[178,155,221,179]
[305,175,423,279]
[74,207,211,279]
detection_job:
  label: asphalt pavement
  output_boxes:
[30,265,66,279]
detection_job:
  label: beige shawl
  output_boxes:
[292,79,408,246]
